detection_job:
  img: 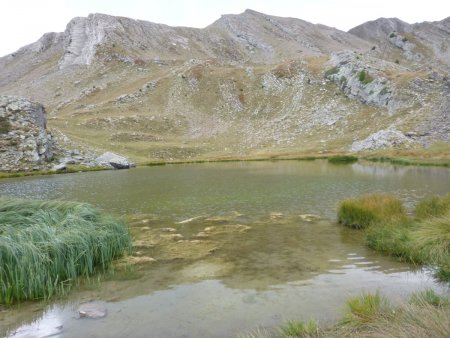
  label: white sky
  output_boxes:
[0,0,449,57]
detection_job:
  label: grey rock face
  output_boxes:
[351,129,415,152]
[0,96,53,171]
[326,51,392,107]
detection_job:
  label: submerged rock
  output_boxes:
[299,214,321,222]
[78,301,107,319]
[126,256,156,265]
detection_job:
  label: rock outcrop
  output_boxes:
[351,129,415,152]
[325,51,392,107]
[0,96,53,171]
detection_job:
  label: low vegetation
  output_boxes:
[324,66,339,78]
[365,155,450,168]
[237,290,450,337]
[337,193,406,229]
[0,198,131,304]
[0,116,11,134]
[0,165,107,179]
[338,193,450,280]
[279,319,319,337]
[328,155,358,164]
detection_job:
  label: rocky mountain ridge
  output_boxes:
[0,10,448,166]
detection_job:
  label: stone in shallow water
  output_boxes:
[299,214,321,222]
[78,301,107,319]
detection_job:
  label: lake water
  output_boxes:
[1,160,449,337]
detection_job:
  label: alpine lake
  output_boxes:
[1,160,449,338]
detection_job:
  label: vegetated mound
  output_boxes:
[338,193,450,281]
[0,198,131,304]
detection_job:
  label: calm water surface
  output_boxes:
[0,161,449,337]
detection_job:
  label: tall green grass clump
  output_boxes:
[279,319,319,337]
[341,292,389,326]
[0,198,131,304]
[410,289,450,307]
[338,194,406,229]
[328,155,358,164]
[415,195,450,219]
[338,193,450,281]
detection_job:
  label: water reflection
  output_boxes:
[1,161,449,337]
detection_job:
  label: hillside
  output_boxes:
[0,10,449,165]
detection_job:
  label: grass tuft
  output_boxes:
[415,195,450,219]
[337,194,405,229]
[410,289,450,307]
[339,193,450,281]
[0,198,131,304]
[341,292,388,326]
[237,291,450,338]
[279,319,319,337]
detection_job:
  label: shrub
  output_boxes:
[0,198,131,304]
[338,194,405,229]
[358,70,374,84]
[389,32,397,38]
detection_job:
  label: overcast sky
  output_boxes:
[0,0,449,57]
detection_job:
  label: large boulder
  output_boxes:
[95,151,132,169]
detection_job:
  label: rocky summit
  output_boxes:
[0,10,449,167]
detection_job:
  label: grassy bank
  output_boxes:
[338,193,450,281]
[0,165,108,180]
[365,156,450,168]
[0,198,131,304]
[238,290,450,337]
